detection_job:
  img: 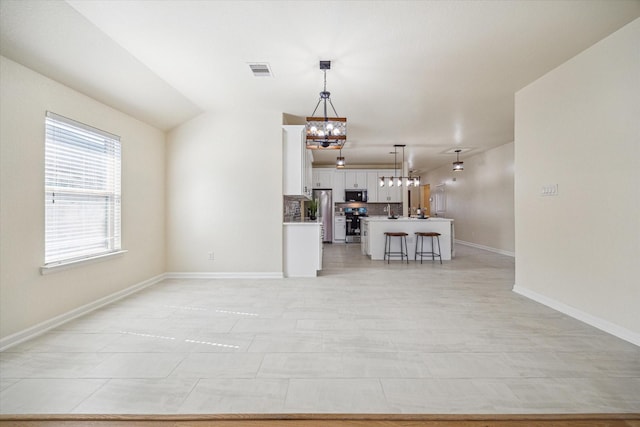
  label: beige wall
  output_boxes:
[514,19,639,338]
[0,56,166,339]
[165,110,283,274]
[423,142,515,255]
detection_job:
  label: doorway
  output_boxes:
[409,184,431,216]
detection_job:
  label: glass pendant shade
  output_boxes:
[452,149,464,171]
[306,118,347,149]
[336,155,345,168]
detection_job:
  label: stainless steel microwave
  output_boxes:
[345,190,367,202]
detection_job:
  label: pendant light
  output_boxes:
[336,147,345,169]
[396,146,403,187]
[409,171,420,187]
[306,60,347,149]
[452,149,464,171]
[378,145,420,187]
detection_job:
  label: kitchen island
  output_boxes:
[361,217,455,261]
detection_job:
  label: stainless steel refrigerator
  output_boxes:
[312,189,333,243]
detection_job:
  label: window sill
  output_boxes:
[40,250,128,275]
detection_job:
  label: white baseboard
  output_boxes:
[0,273,166,351]
[513,285,640,347]
[165,272,284,279]
[456,239,515,257]
[0,271,286,351]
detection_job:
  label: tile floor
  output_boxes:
[1,243,638,414]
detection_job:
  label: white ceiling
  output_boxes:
[1,1,638,172]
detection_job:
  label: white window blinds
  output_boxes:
[44,112,121,265]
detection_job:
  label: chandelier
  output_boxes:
[379,144,420,187]
[306,60,346,149]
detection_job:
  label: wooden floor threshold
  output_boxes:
[1,413,639,427]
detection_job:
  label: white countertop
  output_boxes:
[362,216,453,222]
[283,221,322,226]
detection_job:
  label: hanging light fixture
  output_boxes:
[452,149,464,171]
[336,147,345,169]
[379,145,420,187]
[393,148,400,186]
[408,170,421,187]
[306,60,347,149]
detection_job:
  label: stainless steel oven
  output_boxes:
[345,214,360,243]
[345,207,367,243]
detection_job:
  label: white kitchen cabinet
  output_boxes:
[361,218,370,255]
[283,223,323,277]
[366,172,381,202]
[378,182,402,203]
[283,125,312,199]
[377,171,402,202]
[305,146,313,197]
[312,169,334,189]
[344,171,367,189]
[333,170,345,202]
[334,215,346,242]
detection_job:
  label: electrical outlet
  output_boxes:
[208,251,214,261]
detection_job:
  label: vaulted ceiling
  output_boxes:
[1,0,638,172]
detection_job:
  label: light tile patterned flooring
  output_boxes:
[1,243,638,414]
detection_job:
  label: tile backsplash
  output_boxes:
[285,198,402,222]
[366,203,402,216]
[283,197,302,222]
[335,202,401,216]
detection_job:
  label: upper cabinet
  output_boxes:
[333,170,345,202]
[312,168,345,201]
[366,172,381,202]
[377,170,402,202]
[344,171,367,189]
[312,169,334,189]
[283,125,312,199]
[305,148,313,197]
[302,165,403,203]
[378,181,402,203]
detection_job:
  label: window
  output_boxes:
[44,112,121,266]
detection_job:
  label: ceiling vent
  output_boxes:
[248,63,273,77]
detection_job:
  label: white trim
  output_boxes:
[0,273,166,351]
[455,239,515,257]
[166,272,284,279]
[513,284,640,347]
[41,250,128,275]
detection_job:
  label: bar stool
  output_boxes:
[415,232,442,264]
[384,232,409,264]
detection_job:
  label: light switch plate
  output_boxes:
[541,184,558,196]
